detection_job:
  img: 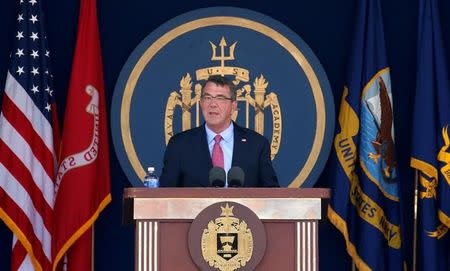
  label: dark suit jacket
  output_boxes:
[159,123,279,187]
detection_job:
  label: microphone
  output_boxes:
[209,167,226,187]
[227,166,245,187]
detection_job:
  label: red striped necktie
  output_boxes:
[212,134,224,168]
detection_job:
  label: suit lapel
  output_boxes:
[198,125,213,169]
[232,123,247,167]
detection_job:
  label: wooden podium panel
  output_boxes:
[123,188,329,271]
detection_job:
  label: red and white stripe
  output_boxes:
[0,73,57,271]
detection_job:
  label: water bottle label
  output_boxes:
[145,177,159,188]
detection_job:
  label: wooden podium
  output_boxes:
[123,188,329,271]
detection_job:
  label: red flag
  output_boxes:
[0,0,60,270]
[52,0,111,269]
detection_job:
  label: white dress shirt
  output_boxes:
[205,122,234,186]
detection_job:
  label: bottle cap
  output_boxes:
[148,166,155,172]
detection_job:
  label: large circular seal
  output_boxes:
[111,7,335,187]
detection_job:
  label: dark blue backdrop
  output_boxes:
[0,0,449,270]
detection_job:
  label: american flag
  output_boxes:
[0,0,59,270]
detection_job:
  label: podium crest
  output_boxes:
[189,201,265,271]
[201,203,253,271]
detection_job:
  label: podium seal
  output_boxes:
[188,202,266,271]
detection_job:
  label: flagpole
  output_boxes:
[412,170,419,271]
[92,226,95,271]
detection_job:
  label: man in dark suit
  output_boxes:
[159,75,278,187]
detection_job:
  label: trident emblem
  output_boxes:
[209,37,237,72]
[164,37,282,160]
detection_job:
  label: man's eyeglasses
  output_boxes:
[201,95,233,103]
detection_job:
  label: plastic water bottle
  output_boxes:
[143,166,159,188]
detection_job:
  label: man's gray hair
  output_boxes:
[201,75,237,101]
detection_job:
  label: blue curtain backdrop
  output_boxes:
[0,0,449,270]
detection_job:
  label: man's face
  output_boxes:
[200,82,237,134]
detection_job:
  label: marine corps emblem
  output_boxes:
[201,203,253,271]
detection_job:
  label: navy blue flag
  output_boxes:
[327,0,404,270]
[0,0,60,270]
[410,0,450,270]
